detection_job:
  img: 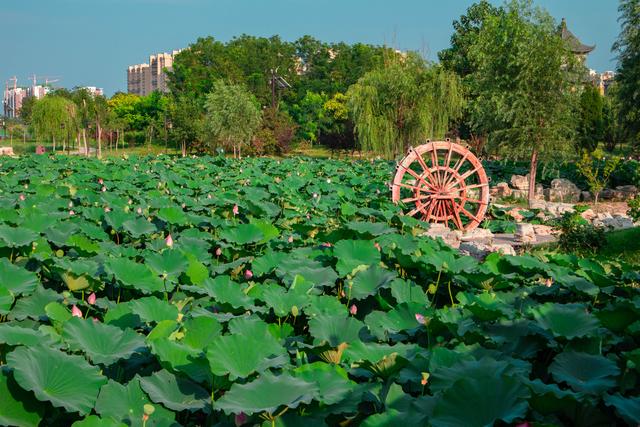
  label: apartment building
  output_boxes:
[127,50,181,96]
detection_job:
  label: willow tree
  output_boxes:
[346,53,464,158]
[30,96,78,152]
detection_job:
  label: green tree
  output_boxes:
[576,148,621,205]
[19,96,37,126]
[612,0,640,147]
[577,85,605,152]
[30,96,78,152]
[347,54,464,158]
[467,0,581,207]
[602,85,625,152]
[71,88,95,154]
[288,91,327,144]
[169,96,204,156]
[204,80,262,158]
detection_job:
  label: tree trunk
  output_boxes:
[528,149,538,208]
[181,141,186,157]
[82,129,88,156]
[97,121,102,158]
[52,135,56,153]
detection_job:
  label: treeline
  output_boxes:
[14,0,640,166]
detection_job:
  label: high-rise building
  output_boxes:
[3,77,52,118]
[127,50,181,96]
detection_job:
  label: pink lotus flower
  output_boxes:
[69,210,75,216]
[288,235,294,243]
[350,304,357,315]
[215,247,222,257]
[71,305,82,318]
[415,314,426,324]
[92,317,99,323]
[101,186,106,192]
[181,203,186,209]
[374,242,381,251]
[104,207,111,213]
[244,269,253,280]
[234,412,247,426]
[516,423,531,427]
[165,234,174,248]
[137,207,142,214]
[545,278,553,288]
[19,194,25,201]
[98,178,103,185]
[232,204,239,216]
[207,194,212,199]
[87,293,96,305]
[321,242,332,248]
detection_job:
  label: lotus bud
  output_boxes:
[291,305,299,317]
[19,194,25,201]
[312,193,318,198]
[421,372,430,385]
[87,293,96,305]
[165,234,174,248]
[101,186,106,192]
[128,199,133,205]
[326,178,331,184]
[349,304,357,315]
[544,278,553,287]
[137,207,142,214]
[288,235,294,243]
[68,201,74,208]
[144,404,155,415]
[234,412,247,426]
[244,269,253,280]
[207,194,212,199]
[69,210,75,216]
[71,305,83,318]
[232,204,239,216]
[374,242,381,251]
[98,178,103,185]
[104,207,110,213]
[415,313,426,324]
[181,203,186,209]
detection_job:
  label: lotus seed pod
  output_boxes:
[143,404,155,415]
[291,305,299,317]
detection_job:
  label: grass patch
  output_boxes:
[600,227,640,265]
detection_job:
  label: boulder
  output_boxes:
[593,215,634,230]
[544,179,581,203]
[530,201,575,217]
[0,147,15,156]
[424,224,462,249]
[532,224,555,236]
[459,241,516,259]
[507,208,525,222]
[510,175,530,191]
[515,224,536,243]
[581,191,593,202]
[580,209,597,221]
[492,182,512,198]
[460,227,494,242]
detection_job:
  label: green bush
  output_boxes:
[557,206,606,255]
[628,195,640,222]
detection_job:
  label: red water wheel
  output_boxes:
[391,140,490,232]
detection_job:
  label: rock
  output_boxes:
[616,185,638,198]
[0,147,15,156]
[593,215,634,230]
[510,175,529,191]
[515,224,536,243]
[511,189,528,200]
[459,241,516,259]
[491,243,517,256]
[532,224,555,236]
[530,201,575,217]
[544,179,581,203]
[580,209,596,221]
[424,224,462,249]
[460,227,494,242]
[507,208,525,222]
[492,182,512,198]
[601,186,639,201]
[599,188,615,201]
[581,191,593,202]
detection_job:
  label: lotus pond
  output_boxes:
[0,155,638,427]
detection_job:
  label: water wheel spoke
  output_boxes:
[444,143,454,169]
[398,163,435,191]
[453,201,480,223]
[451,200,464,229]
[412,151,437,184]
[406,204,426,218]
[464,183,489,190]
[401,194,433,204]
[430,147,442,187]
[425,199,437,220]
[443,151,469,187]
[395,182,424,192]
[458,165,482,182]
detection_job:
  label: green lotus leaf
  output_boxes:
[364,303,428,340]
[274,257,339,288]
[333,239,381,277]
[251,251,288,276]
[0,258,39,295]
[308,314,365,347]
[185,256,208,285]
[549,351,620,394]
[7,345,107,415]
[157,207,188,225]
[456,292,513,321]
[182,316,222,349]
[344,340,416,365]
[95,377,176,426]
[61,272,91,291]
[261,284,311,317]
[66,234,101,254]
[0,285,13,314]
[0,225,38,247]
[214,372,319,416]
[129,297,179,324]
[206,319,288,379]
[0,368,45,427]
[150,338,212,383]
[531,303,600,339]
[346,221,394,236]
[219,223,264,245]
[604,394,640,425]
[104,210,131,230]
[71,416,127,427]
[44,302,73,322]
[390,278,429,305]
[9,286,61,321]
[293,362,357,406]
[348,265,397,300]
[249,219,280,243]
[146,249,188,282]
[106,257,167,294]
[430,373,530,427]
[201,276,252,309]
[139,369,210,412]
[123,217,157,237]
[527,379,582,414]
[62,317,146,365]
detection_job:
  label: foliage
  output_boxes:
[612,0,640,147]
[0,154,638,426]
[319,92,357,151]
[287,91,327,144]
[577,85,605,152]
[576,149,621,204]
[257,107,297,155]
[204,80,262,156]
[628,195,640,222]
[30,96,78,149]
[557,206,606,255]
[347,55,464,157]
[467,0,582,203]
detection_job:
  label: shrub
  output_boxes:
[557,206,606,255]
[628,195,640,222]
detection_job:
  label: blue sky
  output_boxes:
[3,0,622,96]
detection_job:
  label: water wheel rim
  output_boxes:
[391,140,489,232]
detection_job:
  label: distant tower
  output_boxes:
[559,18,595,63]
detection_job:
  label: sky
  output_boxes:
[2,0,622,96]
